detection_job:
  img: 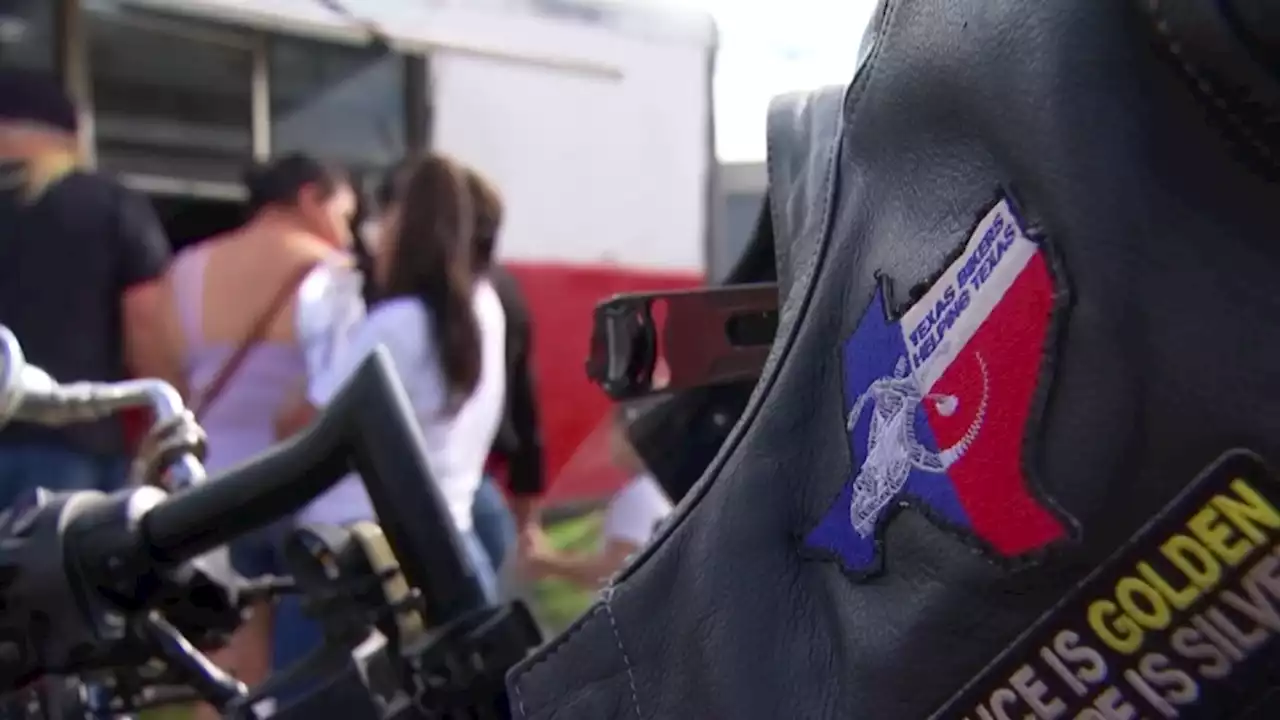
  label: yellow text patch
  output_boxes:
[932,450,1280,720]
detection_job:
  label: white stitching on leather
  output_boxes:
[1148,0,1275,163]
[601,587,643,719]
[514,681,528,718]
[510,604,610,714]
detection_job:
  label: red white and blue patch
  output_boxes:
[804,193,1076,576]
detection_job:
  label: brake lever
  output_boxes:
[139,612,246,712]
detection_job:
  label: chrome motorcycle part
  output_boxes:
[0,326,206,489]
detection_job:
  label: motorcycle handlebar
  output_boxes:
[0,327,514,715]
[0,326,206,489]
[141,348,488,624]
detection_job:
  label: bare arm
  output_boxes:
[510,495,542,533]
[122,275,187,395]
[275,388,317,439]
[114,188,186,394]
[526,538,640,590]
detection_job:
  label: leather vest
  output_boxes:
[509,1,1280,717]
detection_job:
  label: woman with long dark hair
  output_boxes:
[281,153,506,607]
[459,166,550,576]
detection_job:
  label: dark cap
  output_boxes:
[0,70,77,134]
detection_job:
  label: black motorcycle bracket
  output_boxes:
[587,283,779,401]
[404,602,543,718]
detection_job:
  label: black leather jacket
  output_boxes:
[509,1,1280,717]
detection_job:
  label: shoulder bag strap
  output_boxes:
[191,261,319,420]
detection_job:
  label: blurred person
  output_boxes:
[454,166,547,573]
[0,69,184,509]
[173,154,363,717]
[275,153,508,668]
[522,405,673,589]
[372,162,527,571]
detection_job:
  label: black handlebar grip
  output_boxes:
[141,348,489,624]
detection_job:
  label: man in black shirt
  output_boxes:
[463,169,547,570]
[486,264,547,527]
[0,71,183,510]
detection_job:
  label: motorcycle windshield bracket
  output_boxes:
[587,283,779,401]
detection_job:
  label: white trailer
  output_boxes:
[0,0,717,502]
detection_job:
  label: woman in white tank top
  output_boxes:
[278,154,506,622]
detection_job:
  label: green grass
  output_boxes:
[140,511,605,719]
[528,510,604,632]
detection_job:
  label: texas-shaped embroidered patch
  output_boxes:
[804,193,1076,577]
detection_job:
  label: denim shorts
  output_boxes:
[471,476,517,570]
[227,517,310,671]
[0,443,128,510]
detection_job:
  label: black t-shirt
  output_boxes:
[488,265,546,497]
[0,162,171,456]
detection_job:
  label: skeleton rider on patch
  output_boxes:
[846,353,988,536]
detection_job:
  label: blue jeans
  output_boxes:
[472,476,517,571]
[0,444,128,511]
[0,445,126,719]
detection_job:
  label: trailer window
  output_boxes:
[0,0,54,72]
[269,36,406,172]
[87,7,253,184]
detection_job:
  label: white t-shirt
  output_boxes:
[295,259,367,376]
[179,252,364,475]
[602,473,673,548]
[302,282,507,532]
